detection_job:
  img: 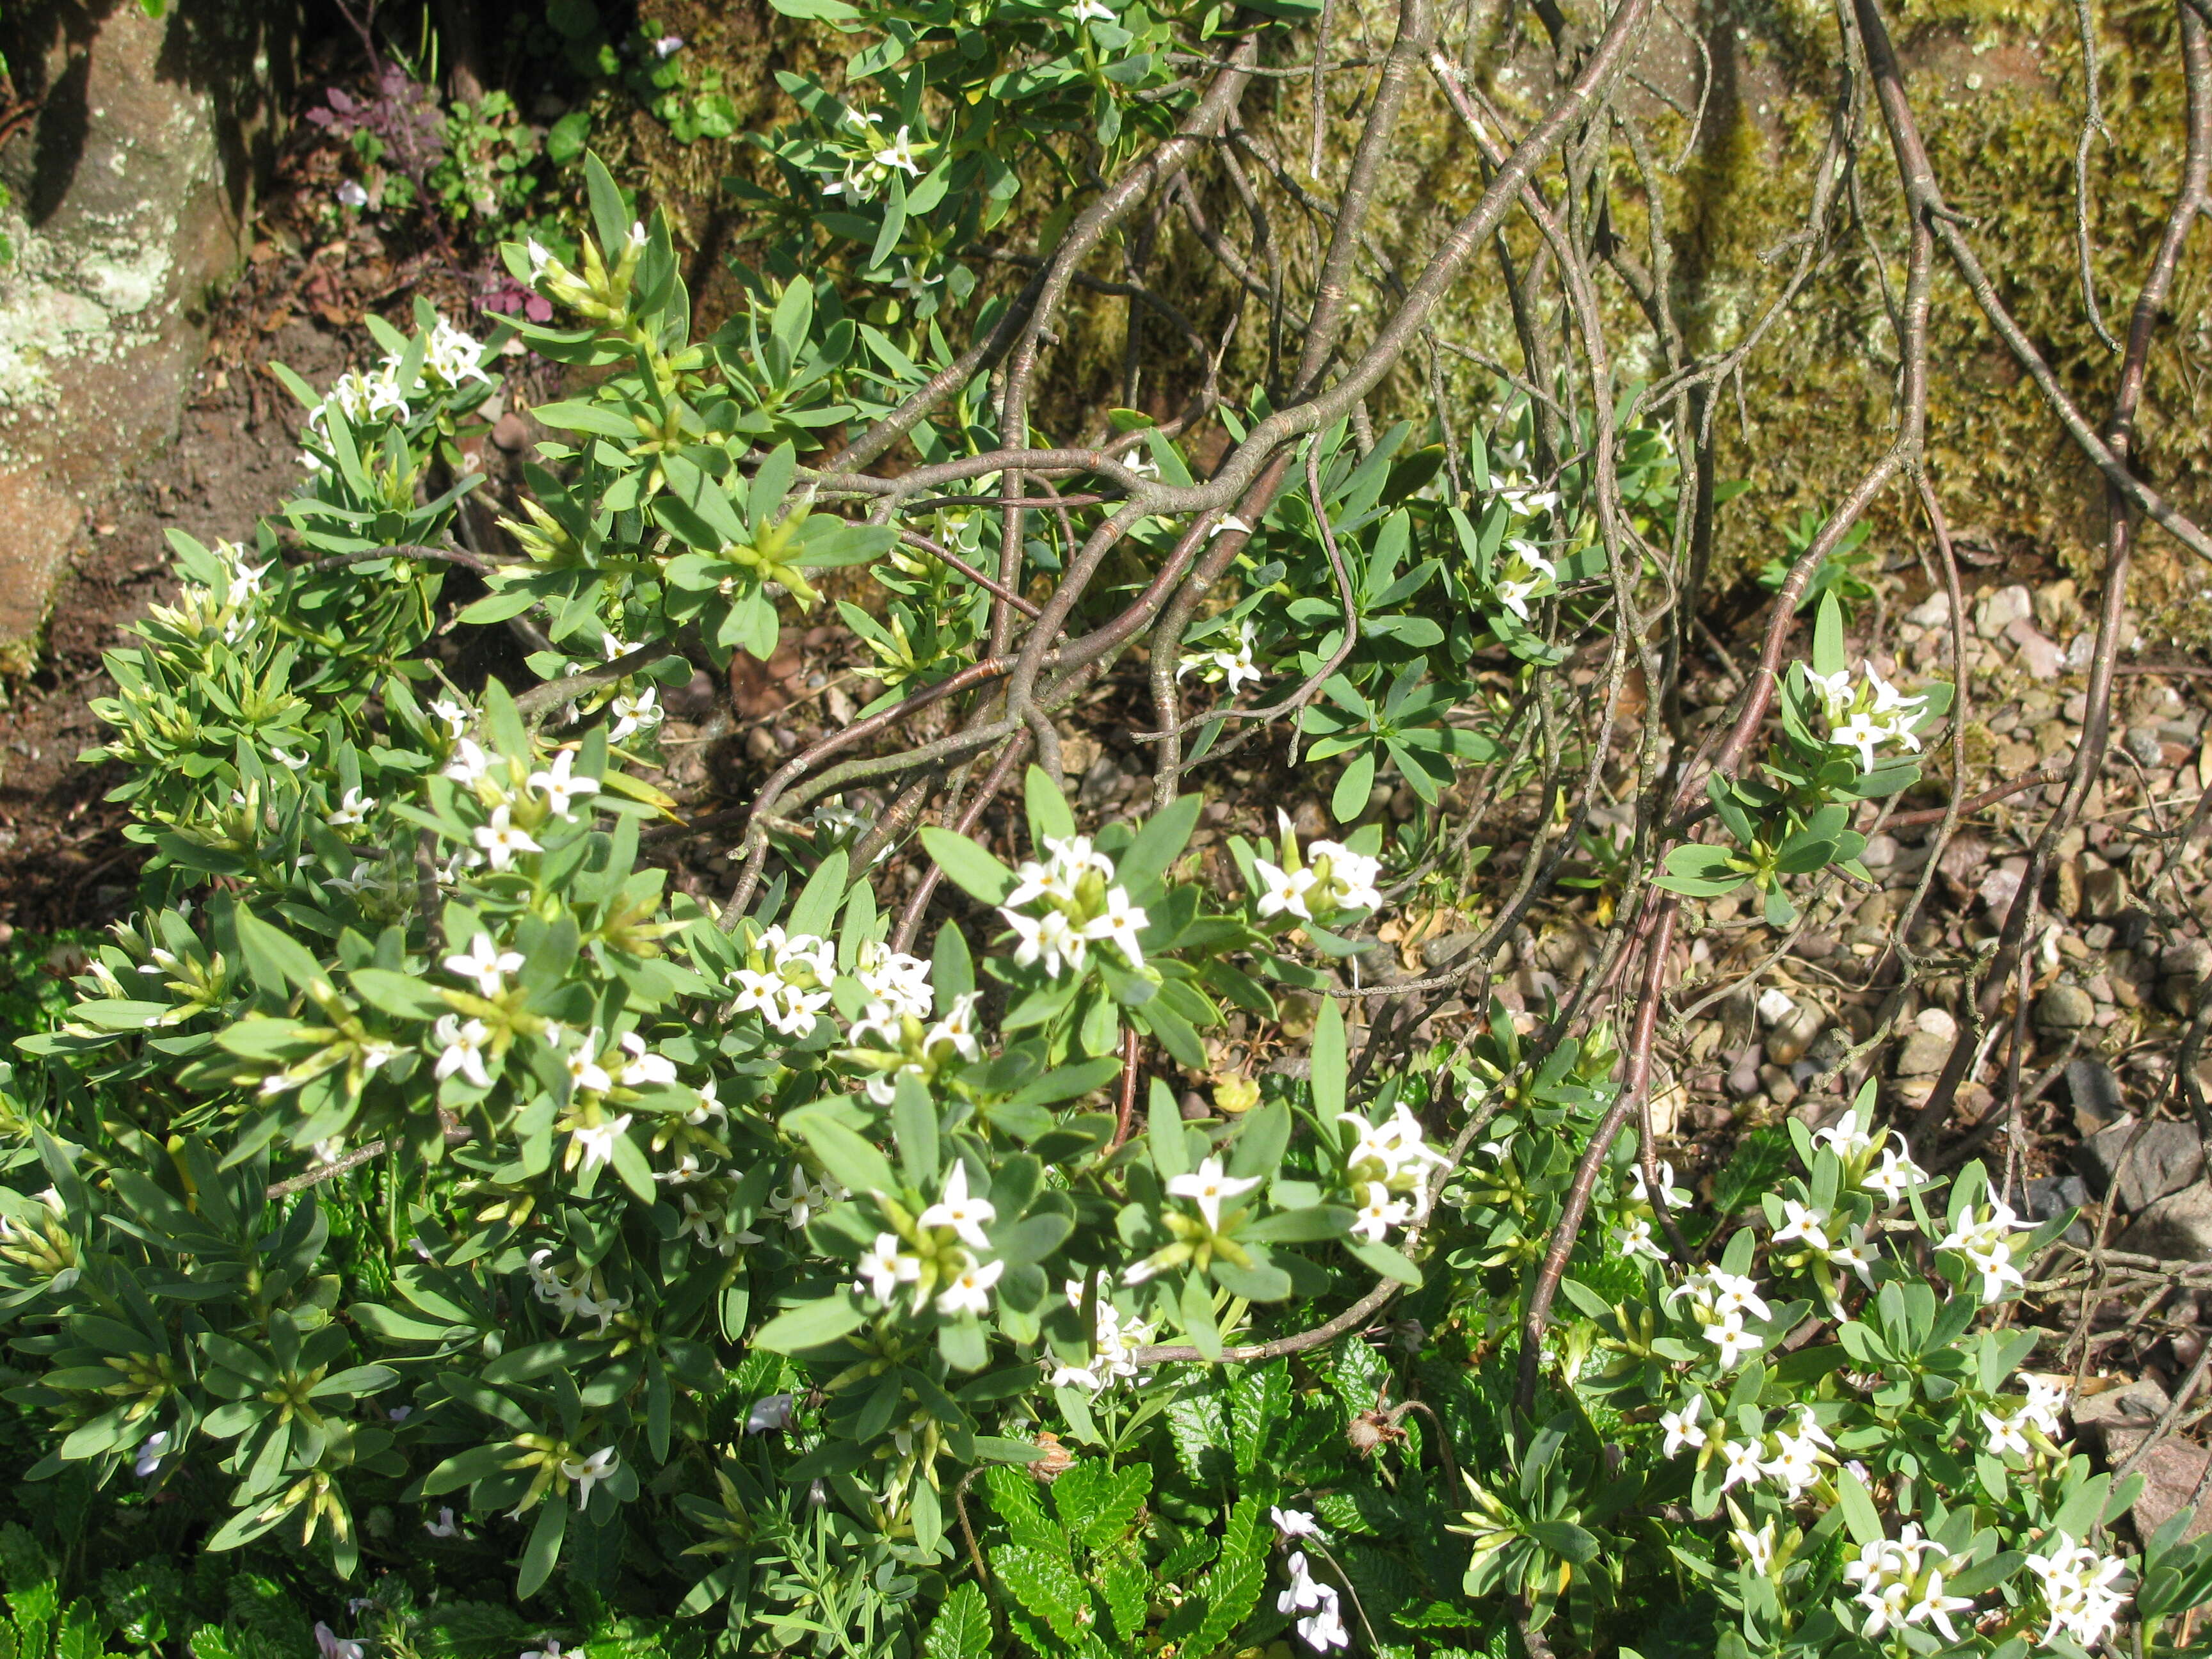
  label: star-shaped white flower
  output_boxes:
[918,1162,996,1248]
[1166,1156,1260,1232]
[1253,858,1317,920]
[1082,886,1149,966]
[444,933,523,997]
[474,805,541,870]
[561,1446,616,1506]
[936,1254,1004,1317]
[570,1114,632,1171]
[433,1014,492,1088]
[529,749,600,817]
[1658,1394,1706,1457]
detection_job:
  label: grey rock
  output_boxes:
[2066,1058,2127,1134]
[2035,982,2098,1032]
[2128,725,2167,764]
[2163,940,2212,1017]
[2024,1174,2092,1247]
[2111,1437,2212,1546]
[1978,863,2024,913]
[1077,755,1121,809]
[2008,621,2064,680]
[1765,1004,1825,1066]
[1726,1046,1765,1099]
[1420,931,1482,971]
[1905,591,1952,629]
[2076,1118,2204,1210]
[1896,1027,1954,1077]
[2116,1184,2212,1262]
[1976,584,2033,639]
[2083,863,2130,920]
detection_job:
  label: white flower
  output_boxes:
[134,1429,170,1478]
[1069,0,1115,18]
[529,749,600,817]
[1731,1518,1776,1575]
[1761,1435,1824,1499]
[1297,1593,1348,1653]
[570,1114,632,1171]
[1166,1156,1261,1232]
[1309,839,1382,912]
[616,1032,677,1087]
[1825,1233,1880,1288]
[314,1625,364,1659]
[433,1014,493,1088]
[563,1030,613,1095]
[268,746,310,770]
[444,933,523,997]
[1253,858,1317,920]
[856,942,934,1019]
[1209,514,1253,538]
[872,126,922,176]
[561,1446,616,1506]
[1006,908,1088,977]
[2017,1372,2070,1436]
[1701,1313,1764,1368]
[335,179,369,209]
[326,786,375,828]
[429,697,470,739]
[1082,886,1149,966]
[1271,1506,1322,1539]
[521,1640,565,1659]
[746,1394,796,1435]
[1614,1215,1665,1262]
[1628,1160,1687,1208]
[2026,1533,2128,1649]
[443,737,495,785]
[474,805,541,870]
[1863,1141,1927,1202]
[918,1162,996,1248]
[1812,1107,1877,1161]
[526,239,554,282]
[687,1078,728,1126]
[1980,1407,2032,1459]
[1806,666,1854,720]
[1771,1199,1833,1252]
[1658,1395,1706,1457]
[609,687,662,741]
[1961,1242,2024,1303]
[1903,1571,1974,1642]
[1278,1551,1327,1613]
[1717,1438,1765,1493]
[1830,712,1891,771]
[426,318,492,387]
[424,1506,461,1537]
[1350,1182,1410,1242]
[858,1233,922,1304]
[936,1254,1005,1317]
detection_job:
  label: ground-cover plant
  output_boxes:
[9,0,2212,1647]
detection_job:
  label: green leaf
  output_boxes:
[924,1583,993,1659]
[1116,795,1202,897]
[583,151,630,260]
[892,1073,938,1192]
[787,1108,896,1198]
[1310,996,1346,1120]
[919,828,1016,904]
[517,1489,568,1598]
[1330,749,1375,823]
[1148,1077,1189,1182]
[1024,764,1077,842]
[754,1294,869,1352]
[1529,1519,1600,1565]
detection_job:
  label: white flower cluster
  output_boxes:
[818,108,926,202]
[998,835,1146,979]
[730,926,837,1037]
[1812,1107,1929,1203]
[2025,1532,2128,1648]
[1277,1551,1348,1652]
[526,1249,629,1334]
[1251,814,1384,924]
[1491,536,1558,623]
[844,988,982,1105]
[1048,1278,1156,1392]
[155,538,269,646]
[1691,1404,1835,1502]
[1934,1195,2035,1304]
[1614,1160,1694,1260]
[301,319,490,469]
[1841,1525,1974,1642]
[1768,1199,1881,1288]
[1340,1103,1449,1241]
[856,1166,1007,1318]
[1807,661,1929,773]
[1663,1266,1771,1369]
[1176,616,1264,694]
[1978,1371,2067,1457]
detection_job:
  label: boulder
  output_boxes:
[2065,1057,2127,1134]
[2034,982,2097,1033]
[0,2,291,668]
[2116,1185,2212,1262]
[2075,1118,2205,1212]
